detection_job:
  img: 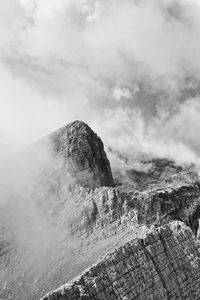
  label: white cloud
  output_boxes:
[1,0,200,164]
[112,86,132,101]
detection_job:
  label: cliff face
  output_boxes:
[37,122,200,300]
[41,222,200,300]
[48,120,114,189]
[64,180,200,239]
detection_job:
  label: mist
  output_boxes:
[0,139,63,271]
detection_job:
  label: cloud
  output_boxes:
[0,0,200,165]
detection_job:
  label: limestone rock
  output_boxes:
[49,120,114,189]
[41,221,200,300]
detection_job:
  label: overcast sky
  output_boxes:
[1,0,200,164]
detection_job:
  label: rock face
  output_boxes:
[65,179,200,239]
[41,222,200,300]
[38,158,200,300]
[49,120,114,189]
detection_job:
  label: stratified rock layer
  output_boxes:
[49,120,114,189]
[63,179,200,239]
[41,222,200,300]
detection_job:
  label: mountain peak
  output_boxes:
[49,120,114,189]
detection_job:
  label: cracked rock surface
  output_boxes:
[41,222,200,300]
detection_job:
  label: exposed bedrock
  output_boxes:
[48,120,114,189]
[65,180,200,238]
[34,121,200,237]
[41,221,200,300]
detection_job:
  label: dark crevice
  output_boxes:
[140,239,171,300]
[158,232,185,299]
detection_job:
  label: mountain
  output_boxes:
[48,120,114,189]
[1,121,200,300]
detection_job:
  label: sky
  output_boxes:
[1,0,200,164]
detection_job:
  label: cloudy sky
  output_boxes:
[1,0,200,164]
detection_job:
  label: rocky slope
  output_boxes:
[1,121,200,299]
[41,222,200,300]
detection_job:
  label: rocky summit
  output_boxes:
[1,121,200,300]
[49,120,114,189]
